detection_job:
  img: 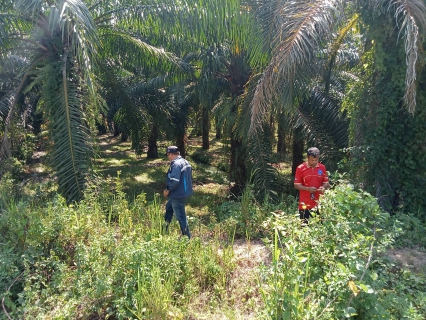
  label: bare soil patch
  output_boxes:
[385,247,426,273]
[187,239,271,319]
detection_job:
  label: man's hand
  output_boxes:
[307,186,317,193]
[163,189,170,197]
[318,186,325,194]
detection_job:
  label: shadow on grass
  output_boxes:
[96,135,229,207]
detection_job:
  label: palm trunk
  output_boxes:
[269,113,275,151]
[175,105,189,159]
[202,106,210,149]
[176,132,187,159]
[113,122,120,137]
[228,55,251,198]
[120,131,128,142]
[230,130,247,198]
[277,111,287,154]
[215,125,222,139]
[147,124,158,158]
[291,126,304,176]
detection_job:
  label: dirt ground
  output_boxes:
[187,239,271,319]
[385,247,426,273]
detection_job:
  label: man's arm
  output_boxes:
[317,181,330,194]
[294,183,317,193]
[167,164,181,191]
[319,165,330,192]
[322,181,330,189]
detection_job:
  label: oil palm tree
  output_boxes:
[242,0,425,200]
[126,0,265,192]
[0,0,191,202]
[249,0,425,125]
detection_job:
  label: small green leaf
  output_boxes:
[283,310,291,320]
[337,262,347,272]
[359,283,374,293]
[344,307,357,317]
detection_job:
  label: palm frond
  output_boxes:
[324,14,360,93]
[389,0,426,113]
[0,12,15,49]
[0,90,15,161]
[236,73,281,201]
[368,0,426,113]
[249,0,345,135]
[246,123,281,202]
[99,30,192,77]
[294,88,349,169]
[0,91,14,124]
[103,0,265,67]
[212,94,234,136]
[244,0,282,50]
[53,0,99,93]
[34,53,93,202]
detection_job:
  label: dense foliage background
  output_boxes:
[1,0,426,319]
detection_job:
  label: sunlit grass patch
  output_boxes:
[102,157,133,166]
[133,173,156,183]
[31,162,48,173]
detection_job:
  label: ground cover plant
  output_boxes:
[0,136,425,319]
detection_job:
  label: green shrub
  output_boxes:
[0,172,20,207]
[1,157,25,179]
[390,212,426,249]
[259,183,392,319]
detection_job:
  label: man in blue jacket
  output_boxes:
[163,146,193,238]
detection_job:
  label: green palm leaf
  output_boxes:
[37,58,92,202]
[249,0,345,135]
[294,88,349,168]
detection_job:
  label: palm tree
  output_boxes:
[249,0,424,123]
[243,0,425,202]
[129,0,265,191]
[0,0,191,202]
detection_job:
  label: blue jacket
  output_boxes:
[166,156,193,199]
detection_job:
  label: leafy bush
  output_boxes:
[259,182,426,319]
[214,186,268,239]
[390,212,426,249]
[0,172,19,207]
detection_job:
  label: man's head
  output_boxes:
[165,146,180,160]
[306,147,320,168]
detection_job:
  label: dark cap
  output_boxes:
[307,147,320,157]
[165,146,179,155]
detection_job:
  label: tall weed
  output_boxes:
[0,174,236,319]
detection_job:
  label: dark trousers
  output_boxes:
[299,208,320,225]
[165,197,191,239]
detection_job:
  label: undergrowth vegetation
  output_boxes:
[260,181,426,319]
[1,170,425,319]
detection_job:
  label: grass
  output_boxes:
[3,132,426,319]
[94,134,232,224]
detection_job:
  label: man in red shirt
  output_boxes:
[294,147,330,224]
